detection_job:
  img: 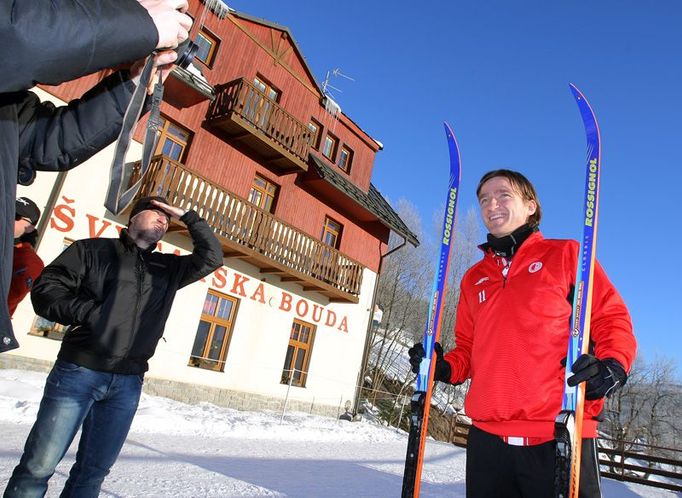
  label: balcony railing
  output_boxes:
[134,156,364,302]
[206,77,311,172]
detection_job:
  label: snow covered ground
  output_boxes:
[0,369,678,497]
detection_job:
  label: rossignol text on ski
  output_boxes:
[554,84,602,498]
[401,122,461,498]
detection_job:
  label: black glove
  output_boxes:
[408,342,452,383]
[567,354,627,400]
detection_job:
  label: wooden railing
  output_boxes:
[598,438,682,492]
[135,156,364,297]
[207,77,312,164]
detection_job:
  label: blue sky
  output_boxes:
[228,1,682,370]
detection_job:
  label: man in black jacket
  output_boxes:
[1,0,193,353]
[4,196,223,498]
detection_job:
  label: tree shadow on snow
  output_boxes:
[122,438,466,497]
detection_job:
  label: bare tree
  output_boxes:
[440,207,482,351]
[366,199,483,430]
[369,199,431,405]
[602,354,682,472]
[640,357,680,450]
[428,207,480,440]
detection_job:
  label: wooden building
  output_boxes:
[11,2,418,415]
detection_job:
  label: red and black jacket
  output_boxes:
[8,242,44,317]
[444,231,636,439]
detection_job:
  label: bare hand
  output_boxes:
[129,50,177,94]
[150,199,187,219]
[138,0,192,49]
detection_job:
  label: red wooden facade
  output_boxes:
[38,3,404,282]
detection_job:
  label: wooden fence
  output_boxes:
[447,423,682,492]
[134,156,364,297]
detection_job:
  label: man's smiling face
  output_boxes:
[477,176,537,238]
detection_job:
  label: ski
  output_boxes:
[402,122,461,498]
[554,84,602,498]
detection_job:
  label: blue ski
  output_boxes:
[402,122,461,498]
[554,83,602,498]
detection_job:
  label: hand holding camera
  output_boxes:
[138,0,193,50]
[133,0,199,94]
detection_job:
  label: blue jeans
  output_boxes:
[4,360,143,498]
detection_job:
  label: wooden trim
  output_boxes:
[321,216,342,249]
[281,318,316,387]
[196,28,220,68]
[338,145,353,173]
[227,15,321,97]
[188,289,239,372]
[154,117,192,162]
[322,133,339,162]
[248,174,278,213]
[227,15,382,152]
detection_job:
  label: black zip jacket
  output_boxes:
[31,211,223,375]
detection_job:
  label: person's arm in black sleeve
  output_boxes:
[0,0,157,93]
[177,210,224,288]
[16,70,137,173]
[30,242,97,325]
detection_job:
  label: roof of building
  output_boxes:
[229,10,383,151]
[308,154,419,247]
[216,7,417,247]
[229,11,322,93]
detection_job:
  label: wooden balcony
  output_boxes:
[133,156,364,302]
[206,77,311,173]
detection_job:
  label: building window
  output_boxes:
[189,290,239,372]
[29,316,67,341]
[253,76,280,102]
[248,174,279,213]
[281,319,316,387]
[322,134,339,161]
[244,75,281,128]
[321,217,342,249]
[195,28,220,67]
[307,119,322,150]
[155,117,192,162]
[338,145,353,173]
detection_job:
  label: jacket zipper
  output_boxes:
[496,254,512,288]
[127,252,145,353]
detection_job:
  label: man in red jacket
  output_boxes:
[409,169,636,497]
[9,197,44,317]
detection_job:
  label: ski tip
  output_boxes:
[568,83,584,101]
[443,121,458,143]
[443,121,454,136]
[442,122,459,149]
[568,83,599,129]
[442,121,462,181]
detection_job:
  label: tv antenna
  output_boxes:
[322,68,355,98]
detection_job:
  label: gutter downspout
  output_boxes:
[352,235,409,416]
